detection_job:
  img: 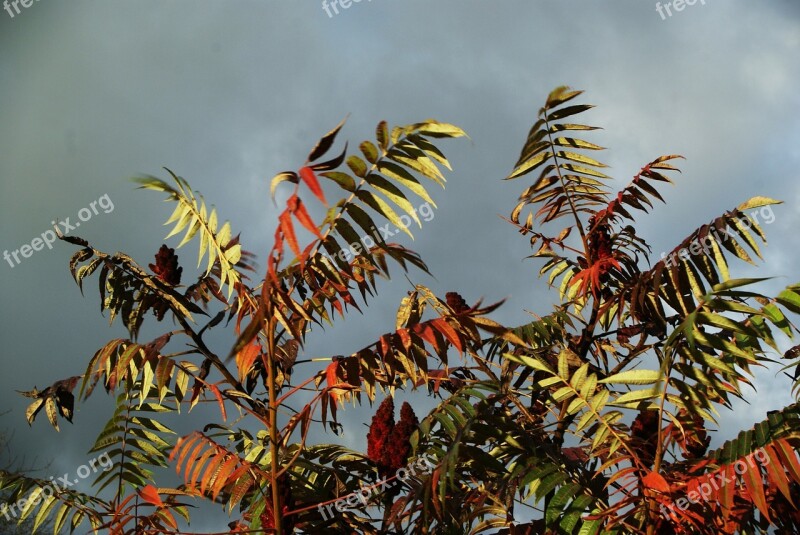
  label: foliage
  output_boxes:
[3,116,498,534]
[401,86,800,534]
[3,87,800,535]
[0,425,55,535]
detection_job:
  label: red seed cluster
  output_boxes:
[149,244,183,286]
[446,292,469,313]
[367,397,395,466]
[631,409,660,466]
[385,402,419,472]
[145,245,184,321]
[367,398,418,478]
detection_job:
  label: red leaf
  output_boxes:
[291,196,323,239]
[642,470,670,493]
[139,485,163,507]
[279,210,300,258]
[417,369,450,393]
[413,323,438,347]
[432,318,463,354]
[326,360,339,387]
[299,166,328,206]
[331,298,343,317]
[396,328,412,351]
[326,360,340,408]
[208,383,227,421]
[379,334,392,357]
[741,456,769,522]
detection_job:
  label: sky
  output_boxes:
[1,0,799,531]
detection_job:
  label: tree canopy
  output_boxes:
[4,87,800,534]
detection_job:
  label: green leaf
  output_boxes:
[320,171,356,192]
[413,120,467,138]
[600,369,662,385]
[377,161,437,206]
[346,155,368,178]
[507,150,552,180]
[376,120,389,152]
[503,352,553,373]
[777,289,800,315]
[552,137,604,151]
[365,173,421,228]
[710,278,770,293]
[614,387,660,405]
[355,190,413,238]
[547,104,595,121]
[360,140,379,164]
[555,151,608,168]
[388,149,446,186]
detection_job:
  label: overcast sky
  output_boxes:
[1,1,799,531]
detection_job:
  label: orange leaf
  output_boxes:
[279,211,300,258]
[764,443,795,503]
[326,360,340,407]
[199,452,223,496]
[642,470,670,493]
[719,464,735,519]
[191,449,215,490]
[183,441,207,488]
[160,510,178,529]
[139,485,163,507]
[171,433,200,469]
[741,456,769,522]
[326,360,339,387]
[211,455,240,501]
[208,383,227,421]
[299,166,328,206]
[236,342,260,383]
[432,318,463,354]
[607,466,637,488]
[774,437,800,484]
[291,196,323,239]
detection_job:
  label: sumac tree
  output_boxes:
[3,88,800,535]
